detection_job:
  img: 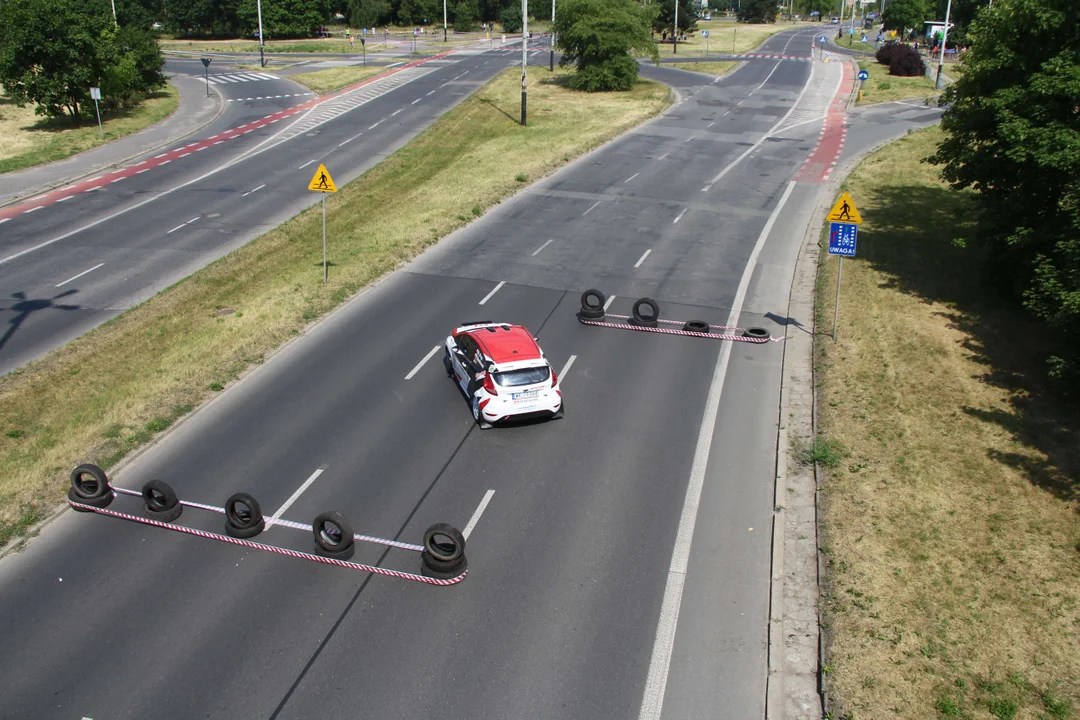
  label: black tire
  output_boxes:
[312,511,354,553]
[630,298,660,328]
[683,320,710,334]
[70,463,110,500]
[423,523,465,563]
[471,395,483,424]
[146,503,183,523]
[315,542,355,562]
[68,486,113,511]
[579,289,606,320]
[224,493,264,538]
[743,327,769,341]
[421,551,468,580]
[443,350,454,378]
[142,480,179,513]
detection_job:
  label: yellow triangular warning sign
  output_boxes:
[826,191,861,224]
[308,164,337,193]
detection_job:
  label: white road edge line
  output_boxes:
[56,263,105,287]
[298,159,317,169]
[624,173,639,183]
[583,200,601,215]
[412,98,422,104]
[166,223,186,234]
[557,354,576,385]
[462,490,495,540]
[657,152,669,160]
[531,238,554,256]
[265,468,325,530]
[756,59,783,90]
[478,280,505,305]
[673,208,687,224]
[637,180,796,720]
[634,249,652,268]
[405,345,441,380]
[391,109,403,116]
[603,294,616,311]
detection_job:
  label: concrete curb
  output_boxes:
[0,74,225,210]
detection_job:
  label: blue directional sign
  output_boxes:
[857,69,869,81]
[828,222,858,257]
[701,30,709,37]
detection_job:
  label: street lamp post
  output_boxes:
[110,0,118,26]
[444,0,448,41]
[673,0,678,54]
[550,0,555,71]
[521,0,527,125]
[256,0,266,67]
[935,0,953,88]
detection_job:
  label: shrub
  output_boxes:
[888,44,926,77]
[875,41,900,65]
[499,4,522,34]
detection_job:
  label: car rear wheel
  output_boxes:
[471,395,481,423]
[443,350,454,378]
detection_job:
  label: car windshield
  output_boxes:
[493,366,549,387]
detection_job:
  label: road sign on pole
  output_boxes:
[857,68,869,81]
[825,191,862,224]
[90,87,103,136]
[201,57,211,97]
[308,164,338,284]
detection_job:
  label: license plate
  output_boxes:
[512,391,539,402]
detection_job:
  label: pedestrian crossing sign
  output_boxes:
[308,164,337,193]
[826,191,861,224]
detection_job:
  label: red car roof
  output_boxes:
[466,325,541,364]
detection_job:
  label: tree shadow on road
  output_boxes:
[0,289,81,355]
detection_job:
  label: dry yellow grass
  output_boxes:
[816,126,1080,720]
[653,21,805,57]
[0,86,179,174]
[0,67,670,545]
[288,65,386,94]
[666,61,739,78]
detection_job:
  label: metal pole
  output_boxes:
[444,0,448,41]
[732,27,736,53]
[322,196,327,284]
[935,0,953,88]
[94,98,103,136]
[832,256,843,340]
[673,0,678,54]
[110,0,118,26]
[204,66,209,96]
[256,0,265,67]
[521,0,527,126]
[550,0,555,71]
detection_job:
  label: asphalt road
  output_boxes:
[0,43,537,375]
[0,29,943,720]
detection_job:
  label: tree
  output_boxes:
[348,0,391,28]
[166,0,242,36]
[238,0,331,38]
[500,3,523,33]
[737,0,778,23]
[881,0,927,33]
[929,0,1080,386]
[554,0,657,92]
[0,0,163,120]
[453,0,478,30]
[652,0,697,36]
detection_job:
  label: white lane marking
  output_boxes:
[673,208,687,224]
[135,169,150,174]
[723,110,730,116]
[557,354,577,384]
[339,137,354,146]
[583,200,601,215]
[86,186,102,192]
[241,184,266,197]
[154,154,168,159]
[56,263,105,287]
[266,468,325,530]
[478,280,505,305]
[412,98,422,104]
[56,196,74,202]
[462,489,495,540]
[657,152,669,160]
[298,159,317,169]
[426,90,436,95]
[186,216,199,224]
[110,177,126,183]
[603,294,616,311]
[213,140,225,145]
[460,70,469,76]
[637,181,796,720]
[756,60,783,90]
[134,160,146,166]
[701,62,817,193]
[166,223,186,234]
[625,173,639,183]
[0,218,8,225]
[634,249,652,268]
[685,136,694,143]
[391,109,403,116]
[531,239,554,256]
[159,160,171,165]
[707,121,715,128]
[369,120,383,129]
[405,345,441,380]
[23,206,43,214]
[179,152,192,157]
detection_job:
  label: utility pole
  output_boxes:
[521,0,527,125]
[256,0,266,67]
[110,0,118,26]
[550,0,555,71]
[444,0,448,41]
[935,0,952,88]
[673,0,678,54]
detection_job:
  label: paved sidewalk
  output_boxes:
[0,73,223,208]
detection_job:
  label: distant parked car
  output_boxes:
[830,16,839,23]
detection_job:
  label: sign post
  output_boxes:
[200,57,212,97]
[89,87,103,136]
[702,29,709,57]
[360,37,366,66]
[825,191,863,340]
[307,164,338,283]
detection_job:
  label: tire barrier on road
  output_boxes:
[579,289,606,320]
[142,479,182,523]
[68,463,114,511]
[225,493,265,539]
[575,292,780,344]
[630,298,660,328]
[65,466,468,586]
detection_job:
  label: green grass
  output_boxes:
[666,61,739,78]
[648,20,805,58]
[855,59,937,105]
[0,86,179,174]
[0,66,671,544]
[816,125,1080,720]
[288,65,386,94]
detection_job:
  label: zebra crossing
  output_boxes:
[205,72,282,85]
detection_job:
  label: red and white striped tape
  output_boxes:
[603,313,747,332]
[69,497,466,586]
[578,316,780,343]
[112,485,424,552]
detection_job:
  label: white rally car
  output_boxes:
[443,321,562,427]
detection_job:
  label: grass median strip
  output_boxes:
[288,65,387,95]
[0,86,179,175]
[816,126,1080,719]
[0,67,670,546]
[855,59,937,105]
[666,61,739,78]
